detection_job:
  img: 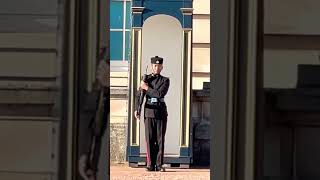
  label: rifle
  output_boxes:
[137,66,148,117]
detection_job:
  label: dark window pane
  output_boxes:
[110,31,123,60]
[125,2,131,29]
[110,1,123,29]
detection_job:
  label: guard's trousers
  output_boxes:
[144,117,167,167]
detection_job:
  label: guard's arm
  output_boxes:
[135,90,141,112]
[146,78,170,98]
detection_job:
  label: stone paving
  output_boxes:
[110,164,210,180]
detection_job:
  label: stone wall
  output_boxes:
[110,87,128,163]
[110,123,127,163]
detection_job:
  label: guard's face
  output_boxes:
[151,64,163,74]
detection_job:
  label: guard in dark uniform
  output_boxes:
[134,56,170,172]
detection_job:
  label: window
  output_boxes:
[110,0,131,62]
[110,1,123,29]
[110,31,123,60]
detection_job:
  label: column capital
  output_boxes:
[132,7,145,14]
[180,8,193,15]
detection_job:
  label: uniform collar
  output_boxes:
[151,73,160,77]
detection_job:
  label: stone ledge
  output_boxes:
[110,87,128,98]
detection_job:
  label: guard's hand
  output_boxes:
[134,110,140,119]
[140,81,149,91]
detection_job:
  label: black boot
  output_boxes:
[145,165,155,171]
[155,165,165,172]
[155,165,160,172]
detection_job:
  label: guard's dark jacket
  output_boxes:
[135,73,170,119]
